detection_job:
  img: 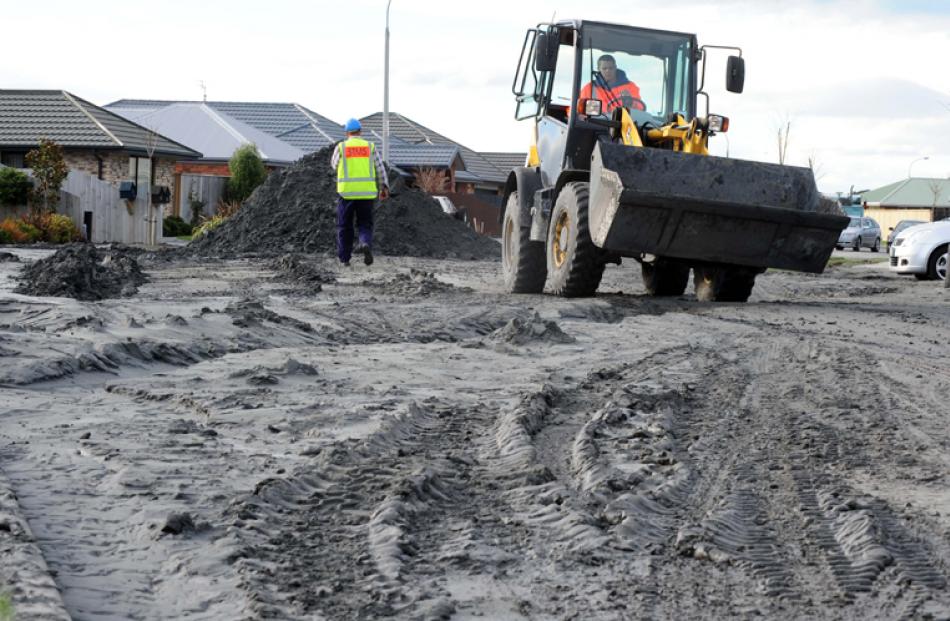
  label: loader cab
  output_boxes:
[513,20,699,186]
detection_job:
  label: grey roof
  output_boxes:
[863,178,950,208]
[0,90,200,158]
[388,144,459,169]
[359,112,509,185]
[106,103,304,165]
[108,99,345,151]
[480,152,527,175]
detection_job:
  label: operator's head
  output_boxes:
[344,118,362,136]
[597,54,618,83]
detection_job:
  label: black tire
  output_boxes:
[926,244,948,281]
[853,237,862,251]
[871,238,880,253]
[546,182,605,297]
[641,259,690,296]
[914,273,929,281]
[694,265,757,302]
[835,245,843,251]
[502,192,546,293]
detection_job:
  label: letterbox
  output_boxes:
[119,181,137,201]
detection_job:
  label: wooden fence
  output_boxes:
[178,174,226,223]
[0,166,162,245]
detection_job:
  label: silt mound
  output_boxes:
[15,244,146,301]
[188,148,500,260]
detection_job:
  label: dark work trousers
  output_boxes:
[336,197,375,263]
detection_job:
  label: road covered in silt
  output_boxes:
[1,243,949,620]
[3,149,949,618]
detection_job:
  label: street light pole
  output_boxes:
[383,0,392,164]
[908,156,929,178]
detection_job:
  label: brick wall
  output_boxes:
[63,151,128,183]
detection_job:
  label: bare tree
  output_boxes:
[144,127,159,246]
[776,119,791,166]
[807,152,826,182]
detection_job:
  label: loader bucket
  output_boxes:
[588,142,849,273]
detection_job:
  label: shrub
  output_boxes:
[227,144,267,203]
[0,218,42,243]
[188,191,206,228]
[41,213,81,243]
[24,138,68,212]
[0,167,32,206]
[193,215,225,238]
[216,199,241,218]
[163,215,192,237]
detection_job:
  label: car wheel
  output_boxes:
[927,244,948,281]
[871,238,880,253]
[853,237,861,251]
[835,245,843,251]
[914,273,929,281]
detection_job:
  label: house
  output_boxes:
[106,100,526,236]
[0,90,201,244]
[106,100,306,221]
[862,178,950,233]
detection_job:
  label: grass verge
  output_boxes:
[0,589,14,621]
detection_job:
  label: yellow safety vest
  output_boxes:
[336,137,378,200]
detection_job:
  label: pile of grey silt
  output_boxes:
[15,244,146,301]
[187,147,500,260]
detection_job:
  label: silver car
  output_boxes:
[890,220,950,281]
[837,217,881,252]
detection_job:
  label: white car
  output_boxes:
[889,220,950,281]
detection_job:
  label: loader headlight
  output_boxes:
[707,114,729,133]
[582,98,603,116]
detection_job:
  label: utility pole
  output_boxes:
[383,0,392,164]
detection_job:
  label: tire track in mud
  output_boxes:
[744,335,950,617]
[229,399,498,619]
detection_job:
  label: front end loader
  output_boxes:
[503,19,847,301]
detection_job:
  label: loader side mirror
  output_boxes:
[726,56,745,93]
[534,32,558,72]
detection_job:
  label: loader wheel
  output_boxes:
[546,182,605,297]
[641,259,690,296]
[694,265,757,302]
[502,192,546,293]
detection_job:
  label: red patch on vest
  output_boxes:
[344,146,371,158]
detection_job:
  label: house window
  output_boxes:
[129,157,152,189]
[1,151,27,168]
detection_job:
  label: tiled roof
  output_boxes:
[480,152,527,175]
[388,144,459,169]
[108,98,344,151]
[863,178,950,208]
[106,103,304,164]
[0,90,200,158]
[359,112,509,185]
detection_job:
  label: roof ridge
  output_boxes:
[201,104,269,159]
[292,104,335,142]
[63,91,123,147]
[879,178,911,204]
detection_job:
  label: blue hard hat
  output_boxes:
[344,118,362,132]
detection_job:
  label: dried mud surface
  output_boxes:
[1,248,949,620]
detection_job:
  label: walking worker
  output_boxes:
[330,118,390,266]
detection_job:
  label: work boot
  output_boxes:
[355,244,374,266]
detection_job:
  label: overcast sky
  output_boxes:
[5,0,949,195]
